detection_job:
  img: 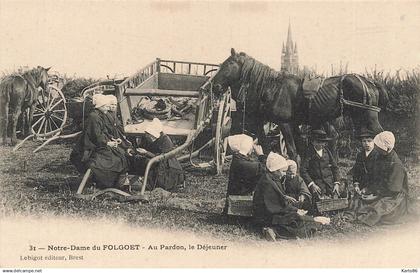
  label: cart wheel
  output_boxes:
[31,85,67,138]
[214,90,232,174]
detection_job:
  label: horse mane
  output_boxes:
[237,53,299,99]
[239,53,281,91]
[21,67,43,90]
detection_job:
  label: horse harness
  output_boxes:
[304,74,381,118]
[338,74,382,114]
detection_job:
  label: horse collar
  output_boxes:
[339,74,381,113]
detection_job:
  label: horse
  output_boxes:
[212,48,388,160]
[0,66,50,145]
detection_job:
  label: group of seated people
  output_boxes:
[70,94,184,194]
[226,129,409,241]
[69,93,409,240]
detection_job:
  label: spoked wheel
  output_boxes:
[31,85,67,139]
[214,90,232,175]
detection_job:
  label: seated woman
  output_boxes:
[352,129,378,195]
[135,118,184,191]
[226,134,266,196]
[253,152,327,241]
[283,160,312,211]
[347,131,409,226]
[300,130,342,201]
[70,94,134,189]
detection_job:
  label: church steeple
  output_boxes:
[281,21,299,74]
[285,21,293,53]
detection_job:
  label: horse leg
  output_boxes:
[293,124,307,164]
[0,100,8,145]
[323,121,339,161]
[27,105,35,136]
[279,122,298,161]
[9,100,23,146]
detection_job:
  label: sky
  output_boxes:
[1,0,420,79]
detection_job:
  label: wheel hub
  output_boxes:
[44,109,51,118]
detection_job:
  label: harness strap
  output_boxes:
[342,99,381,112]
[354,74,369,104]
[339,74,382,114]
[307,77,325,113]
[242,87,247,134]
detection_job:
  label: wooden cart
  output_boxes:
[76,58,232,201]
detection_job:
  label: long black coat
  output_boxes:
[300,145,340,197]
[348,149,409,226]
[253,172,298,226]
[284,175,311,200]
[372,150,408,196]
[352,149,378,191]
[227,153,266,195]
[70,109,131,188]
[252,171,321,238]
[136,133,184,191]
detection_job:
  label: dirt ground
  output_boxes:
[1,140,420,243]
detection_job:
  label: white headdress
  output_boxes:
[106,95,117,105]
[228,134,253,155]
[92,94,108,109]
[266,152,288,172]
[374,131,395,152]
[286,159,297,169]
[145,118,163,138]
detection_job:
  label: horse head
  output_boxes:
[212,48,245,95]
[35,66,51,90]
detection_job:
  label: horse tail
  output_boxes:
[0,77,13,104]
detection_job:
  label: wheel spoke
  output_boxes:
[40,90,47,108]
[48,118,54,132]
[36,99,46,111]
[51,113,64,122]
[50,116,60,130]
[33,112,44,117]
[39,97,48,110]
[48,95,58,109]
[37,118,46,135]
[47,89,52,109]
[50,99,64,111]
[44,119,48,135]
[32,116,44,128]
[34,108,44,114]
[42,90,49,108]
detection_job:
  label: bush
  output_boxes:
[61,77,98,98]
[365,69,420,158]
[297,67,420,159]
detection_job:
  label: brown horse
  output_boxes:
[212,49,388,160]
[0,66,50,145]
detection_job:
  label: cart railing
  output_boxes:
[80,78,127,99]
[115,60,159,125]
[158,59,219,76]
[116,58,219,126]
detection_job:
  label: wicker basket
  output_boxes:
[226,195,253,217]
[316,198,349,213]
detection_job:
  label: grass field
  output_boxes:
[1,139,419,244]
